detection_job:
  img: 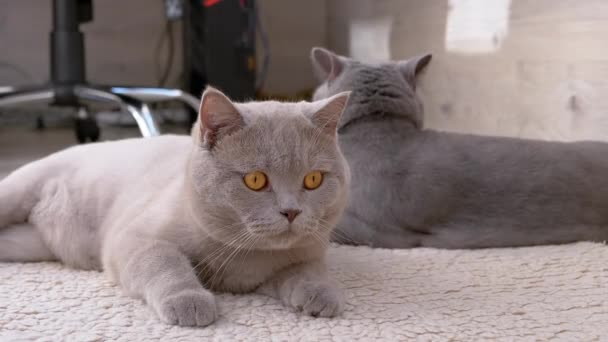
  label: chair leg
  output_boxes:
[108,87,200,112]
[0,85,163,138]
[74,86,161,137]
[0,87,56,107]
[113,94,161,137]
[0,86,16,94]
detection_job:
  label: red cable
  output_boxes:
[203,0,222,7]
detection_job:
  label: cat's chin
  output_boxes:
[249,229,326,250]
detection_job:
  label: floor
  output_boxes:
[0,124,188,179]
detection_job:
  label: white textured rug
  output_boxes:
[1,243,607,341]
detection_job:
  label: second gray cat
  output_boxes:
[311,47,608,249]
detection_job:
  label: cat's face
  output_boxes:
[189,88,351,250]
[310,47,431,130]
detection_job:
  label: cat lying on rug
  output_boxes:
[311,47,608,249]
[0,87,351,327]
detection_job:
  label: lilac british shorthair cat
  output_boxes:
[0,87,351,326]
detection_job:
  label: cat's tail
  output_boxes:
[0,163,41,228]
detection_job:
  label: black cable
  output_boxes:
[254,1,269,91]
[160,21,175,87]
[155,19,175,87]
[0,61,34,82]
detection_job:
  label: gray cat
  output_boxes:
[0,87,351,326]
[311,47,608,249]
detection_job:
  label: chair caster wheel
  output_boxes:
[75,108,100,143]
[36,116,46,130]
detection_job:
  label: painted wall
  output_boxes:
[328,0,608,141]
[256,0,327,95]
[0,0,183,88]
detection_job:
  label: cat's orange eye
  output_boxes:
[244,171,268,191]
[303,171,323,190]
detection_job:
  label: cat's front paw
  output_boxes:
[157,289,217,327]
[286,280,345,318]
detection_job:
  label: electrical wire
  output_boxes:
[160,0,267,93]
[0,61,34,82]
[253,1,270,91]
[155,19,175,87]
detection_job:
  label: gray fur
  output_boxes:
[312,47,608,249]
[0,87,351,326]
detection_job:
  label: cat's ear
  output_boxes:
[309,91,351,137]
[311,47,346,83]
[198,87,244,149]
[398,53,432,89]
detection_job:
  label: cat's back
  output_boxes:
[420,130,608,183]
[12,135,192,269]
[25,134,191,210]
[32,134,190,177]
[339,123,608,247]
[396,129,608,210]
[342,121,608,201]
[32,134,192,212]
[52,134,190,162]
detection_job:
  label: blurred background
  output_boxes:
[2,0,608,175]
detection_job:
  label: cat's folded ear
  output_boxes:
[309,91,351,137]
[311,47,347,83]
[398,53,432,89]
[198,87,245,149]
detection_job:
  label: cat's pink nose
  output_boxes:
[280,209,301,223]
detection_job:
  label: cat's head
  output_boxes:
[188,87,351,250]
[311,47,431,131]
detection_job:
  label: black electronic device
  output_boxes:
[183,0,257,116]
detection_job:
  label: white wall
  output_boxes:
[256,0,327,95]
[0,0,183,88]
[327,0,608,142]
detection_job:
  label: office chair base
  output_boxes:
[0,85,200,140]
[75,108,100,143]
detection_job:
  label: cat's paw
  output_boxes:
[286,280,345,318]
[157,289,217,327]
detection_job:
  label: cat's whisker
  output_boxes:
[211,231,260,289]
[205,230,255,289]
[202,230,251,284]
[193,227,250,278]
[207,244,246,289]
[323,225,351,243]
[302,223,330,249]
[191,224,248,274]
[235,232,261,273]
[321,223,353,245]
[308,231,330,250]
[315,219,352,245]
[196,232,249,278]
